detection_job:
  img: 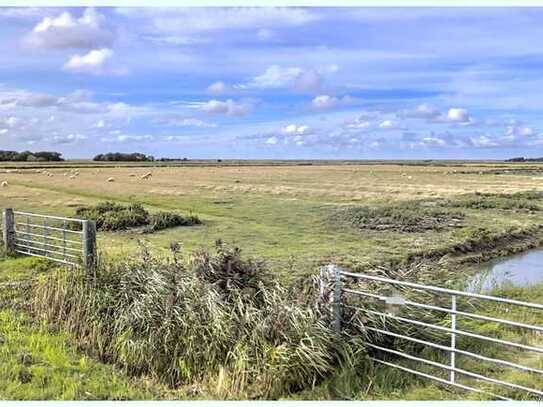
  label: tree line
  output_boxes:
[93,152,189,162]
[0,150,64,162]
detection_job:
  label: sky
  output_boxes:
[0,7,542,159]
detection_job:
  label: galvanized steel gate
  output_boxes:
[2,208,96,268]
[323,265,543,400]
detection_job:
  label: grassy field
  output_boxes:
[2,160,543,400]
[2,161,543,271]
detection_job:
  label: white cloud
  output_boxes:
[0,129,8,135]
[379,120,395,129]
[402,103,441,119]
[470,135,499,148]
[282,124,311,135]
[200,99,250,116]
[245,65,324,92]
[446,108,471,123]
[265,136,278,145]
[506,124,534,137]
[4,116,20,128]
[312,95,337,109]
[207,81,227,95]
[95,119,105,128]
[155,117,217,128]
[421,136,446,146]
[101,134,155,143]
[50,133,87,144]
[63,48,114,74]
[311,94,359,110]
[116,7,317,36]
[25,8,114,49]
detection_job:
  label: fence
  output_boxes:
[322,264,543,401]
[2,208,96,268]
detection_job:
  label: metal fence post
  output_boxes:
[2,208,15,254]
[329,264,343,336]
[450,294,457,384]
[82,220,97,269]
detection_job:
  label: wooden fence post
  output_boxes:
[2,208,15,254]
[82,220,97,269]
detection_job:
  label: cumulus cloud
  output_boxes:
[265,136,279,145]
[245,65,326,92]
[207,81,227,95]
[401,103,441,119]
[115,7,317,36]
[446,108,471,123]
[101,134,154,143]
[282,124,311,135]
[49,133,87,144]
[200,99,250,116]
[506,124,534,137]
[63,48,115,74]
[311,94,358,110]
[25,8,114,49]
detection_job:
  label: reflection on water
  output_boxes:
[467,249,543,293]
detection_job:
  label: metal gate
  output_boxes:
[2,208,96,268]
[326,265,543,400]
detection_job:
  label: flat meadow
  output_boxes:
[1,161,543,272]
[2,160,543,400]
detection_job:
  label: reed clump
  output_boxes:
[30,242,362,399]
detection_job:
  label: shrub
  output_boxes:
[146,211,201,233]
[74,202,201,232]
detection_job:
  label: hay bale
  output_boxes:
[1,181,8,187]
[107,177,115,182]
[141,172,152,180]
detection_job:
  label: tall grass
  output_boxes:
[30,242,364,399]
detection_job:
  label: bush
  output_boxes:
[146,211,201,233]
[74,202,201,232]
[332,203,464,232]
[29,243,361,398]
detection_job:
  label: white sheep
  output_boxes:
[1,181,8,187]
[107,177,115,182]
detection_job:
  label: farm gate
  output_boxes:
[2,208,96,268]
[322,264,543,400]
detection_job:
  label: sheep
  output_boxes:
[107,177,115,182]
[141,172,152,180]
[1,181,7,187]
[129,174,136,177]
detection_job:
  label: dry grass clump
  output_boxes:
[332,203,464,232]
[30,243,362,399]
[74,202,201,232]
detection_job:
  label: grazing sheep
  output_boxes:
[141,172,152,180]
[107,177,115,182]
[1,181,8,187]
[69,175,76,179]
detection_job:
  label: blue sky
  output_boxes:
[0,7,542,159]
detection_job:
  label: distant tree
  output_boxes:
[0,150,64,162]
[93,152,154,162]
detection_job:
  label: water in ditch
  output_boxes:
[467,248,543,293]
